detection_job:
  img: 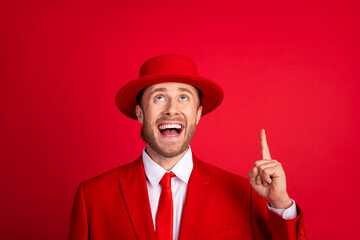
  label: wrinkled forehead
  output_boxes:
[136,82,202,104]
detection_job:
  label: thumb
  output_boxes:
[248,167,258,186]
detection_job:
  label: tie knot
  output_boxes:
[160,172,175,189]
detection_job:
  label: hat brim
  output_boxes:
[115,74,224,119]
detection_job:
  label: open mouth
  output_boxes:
[158,123,184,137]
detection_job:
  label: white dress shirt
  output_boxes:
[142,146,297,240]
[143,147,193,239]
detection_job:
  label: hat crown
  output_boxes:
[139,54,198,77]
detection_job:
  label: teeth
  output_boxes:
[159,124,182,130]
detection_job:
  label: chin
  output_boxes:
[155,142,188,158]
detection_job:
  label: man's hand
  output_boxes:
[248,129,293,209]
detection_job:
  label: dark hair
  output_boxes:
[136,86,203,107]
[136,88,146,106]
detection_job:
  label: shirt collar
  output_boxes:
[142,146,193,187]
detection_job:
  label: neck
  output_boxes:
[145,146,188,171]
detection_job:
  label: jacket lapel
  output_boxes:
[178,154,215,240]
[118,156,156,240]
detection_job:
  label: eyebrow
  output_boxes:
[150,87,167,95]
[150,87,194,96]
[178,87,194,96]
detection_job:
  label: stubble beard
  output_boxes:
[140,116,196,158]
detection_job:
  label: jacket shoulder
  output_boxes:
[80,157,140,192]
[196,157,248,179]
[194,157,250,191]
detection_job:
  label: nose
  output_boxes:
[163,98,180,116]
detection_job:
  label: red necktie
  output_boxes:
[156,172,175,240]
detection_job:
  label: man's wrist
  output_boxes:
[269,197,293,209]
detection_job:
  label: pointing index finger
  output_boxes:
[260,129,271,159]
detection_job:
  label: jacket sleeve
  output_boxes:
[251,189,306,240]
[68,183,89,240]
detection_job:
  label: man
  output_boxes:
[68,54,305,240]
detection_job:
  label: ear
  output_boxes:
[135,105,144,124]
[196,106,202,125]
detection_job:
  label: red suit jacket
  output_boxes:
[68,154,305,240]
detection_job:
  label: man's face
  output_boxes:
[136,82,202,158]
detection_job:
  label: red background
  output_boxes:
[1,0,359,239]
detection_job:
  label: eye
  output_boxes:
[155,95,165,102]
[179,95,189,101]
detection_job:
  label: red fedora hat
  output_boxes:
[115,54,224,119]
